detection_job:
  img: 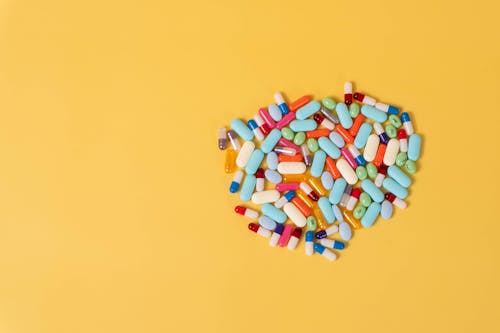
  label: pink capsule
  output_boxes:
[341,147,357,169]
[258,107,276,129]
[276,182,300,192]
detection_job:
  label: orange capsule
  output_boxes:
[349,114,366,137]
[307,177,327,196]
[342,209,361,229]
[224,149,237,173]
[291,197,312,217]
[325,157,342,179]
[296,190,314,208]
[282,174,307,182]
[289,95,312,112]
[306,128,331,139]
[278,154,303,162]
[373,143,387,167]
[314,208,328,230]
[334,124,354,144]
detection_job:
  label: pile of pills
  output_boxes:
[218,83,421,261]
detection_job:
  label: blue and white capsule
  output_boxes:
[274,191,296,209]
[269,223,285,247]
[274,92,289,115]
[401,112,414,135]
[315,224,339,239]
[314,243,337,261]
[305,230,314,256]
[247,119,264,141]
[374,122,389,145]
[320,238,345,250]
[348,145,366,166]
[375,102,399,115]
[229,170,244,193]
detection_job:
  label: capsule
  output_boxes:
[341,147,357,169]
[291,196,312,217]
[264,169,282,184]
[274,146,297,156]
[310,150,327,178]
[245,149,265,175]
[255,168,265,191]
[300,182,319,201]
[278,224,294,247]
[321,171,334,190]
[373,144,387,167]
[318,197,335,223]
[336,158,358,185]
[278,154,303,163]
[346,188,361,210]
[361,105,388,123]
[340,184,353,207]
[251,189,280,204]
[374,122,390,145]
[315,224,339,239]
[301,144,313,166]
[385,192,407,209]
[284,202,307,227]
[277,162,307,174]
[361,202,381,228]
[320,239,345,250]
[290,119,317,132]
[408,134,422,161]
[268,104,282,122]
[275,182,299,192]
[289,95,312,112]
[375,102,399,114]
[318,137,341,159]
[313,113,335,130]
[334,124,354,144]
[296,101,321,120]
[382,178,408,199]
[224,149,237,173]
[258,216,277,231]
[218,128,227,150]
[383,138,400,166]
[258,107,276,129]
[234,205,259,219]
[387,165,412,188]
[305,230,314,256]
[278,138,301,153]
[230,119,254,141]
[247,119,264,141]
[374,164,388,187]
[274,92,290,115]
[401,112,414,135]
[348,145,366,167]
[320,106,339,124]
[307,177,327,196]
[397,129,408,153]
[329,131,345,148]
[269,223,285,247]
[353,92,376,106]
[349,114,366,137]
[344,82,353,105]
[240,174,256,201]
[342,209,361,229]
[229,170,244,193]
[354,123,373,150]
[314,243,337,261]
[361,179,385,203]
[325,157,342,180]
[248,223,271,238]
[287,227,302,250]
[236,141,255,168]
[227,130,241,151]
[254,114,271,135]
[274,190,296,208]
[336,103,353,129]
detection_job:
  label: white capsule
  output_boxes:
[403,122,414,136]
[344,82,352,94]
[236,141,255,167]
[274,92,285,105]
[400,137,408,153]
[269,231,281,247]
[320,118,335,130]
[393,197,407,209]
[374,173,386,187]
[305,241,314,256]
[256,177,265,192]
[252,127,264,141]
[374,102,390,112]
[363,95,376,106]
[251,190,280,204]
[257,226,271,238]
[242,207,259,219]
[287,234,300,250]
[383,139,400,166]
[325,225,339,236]
[336,159,358,185]
[363,134,380,162]
[346,196,358,211]
[283,202,307,227]
[277,162,307,174]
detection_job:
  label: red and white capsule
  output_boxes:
[254,114,271,135]
[346,188,361,211]
[374,164,388,187]
[397,129,408,153]
[353,92,376,106]
[299,182,319,201]
[344,82,353,106]
[248,223,271,238]
[255,168,265,192]
[385,192,407,209]
[287,227,302,250]
[234,205,259,219]
[313,113,335,130]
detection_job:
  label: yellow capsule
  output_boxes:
[342,209,361,229]
[314,208,328,230]
[307,177,327,196]
[282,174,307,182]
[224,149,237,173]
[296,190,314,208]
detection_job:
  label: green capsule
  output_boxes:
[366,162,378,179]
[356,166,368,180]
[360,192,372,207]
[385,124,397,138]
[307,216,317,231]
[396,152,408,167]
[307,138,319,152]
[389,115,402,128]
[349,103,360,118]
[405,160,417,174]
[293,132,306,145]
[353,205,367,219]
[281,127,295,141]
[322,97,336,110]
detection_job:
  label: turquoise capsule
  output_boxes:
[361,202,381,228]
[329,131,345,148]
[361,179,385,203]
[240,174,256,201]
[290,119,317,132]
[354,123,373,149]
[230,118,254,141]
[387,165,412,188]
[318,197,335,223]
[383,177,408,199]
[361,105,388,123]
[380,200,393,220]
[318,137,341,158]
[336,103,353,129]
[329,178,347,204]
[408,134,422,161]
[296,101,321,120]
[245,149,264,175]
[261,129,281,153]
[261,203,287,223]
[311,150,327,178]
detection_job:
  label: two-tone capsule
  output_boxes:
[234,205,259,219]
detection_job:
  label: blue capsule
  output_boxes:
[261,203,287,223]
[382,177,408,199]
[329,178,347,204]
[387,165,412,188]
[361,105,388,123]
[229,170,244,193]
[305,230,314,241]
[408,134,421,161]
[296,101,321,120]
[361,179,385,203]
[318,197,335,224]
[361,202,381,228]
[354,123,373,149]
[240,174,256,202]
[261,129,281,153]
[245,149,264,175]
[230,118,254,141]
[247,119,258,130]
[318,137,341,158]
[311,150,327,178]
[290,119,317,132]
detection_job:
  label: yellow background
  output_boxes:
[0,0,499,332]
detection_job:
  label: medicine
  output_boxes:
[259,107,276,129]
[265,169,282,184]
[340,184,352,207]
[334,124,354,144]
[387,165,412,188]
[311,150,327,178]
[336,102,353,129]
[401,112,414,135]
[385,192,407,209]
[305,231,314,255]
[313,113,335,130]
[313,243,337,261]
[236,141,256,167]
[296,101,321,120]
[278,224,294,247]
[329,131,345,148]
[321,171,334,190]
[361,179,385,203]
[268,104,282,122]
[290,119,317,132]
[274,190,296,208]
[254,114,271,135]
[308,177,327,196]
[251,189,280,204]
[380,200,393,219]
[336,158,358,185]
[320,106,339,124]
[397,129,408,153]
[287,227,302,250]
[278,138,301,153]
[248,223,271,238]
[374,122,390,145]
[261,129,282,154]
[329,177,347,204]
[361,105,388,123]
[348,145,366,167]
[227,130,241,151]
[274,146,297,156]
[318,197,335,223]
[240,174,256,201]
[363,134,379,162]
[291,196,312,217]
[218,128,227,150]
[284,202,307,227]
[339,221,352,241]
[245,149,265,175]
[230,118,254,141]
[333,204,343,222]
[225,149,237,173]
[353,92,376,106]
[344,82,353,105]
[383,139,399,166]
[320,239,345,250]
[276,182,299,192]
[290,95,312,112]
[318,137,341,159]
[341,147,357,169]
[274,92,290,115]
[266,151,278,170]
[258,216,277,231]
[269,223,285,247]
[408,134,421,161]
[382,178,408,199]
[261,203,287,223]
[229,170,244,193]
[349,114,365,137]
[346,188,361,210]
[247,119,264,141]
[361,202,381,228]
[373,143,387,167]
[275,111,296,130]
[354,123,372,149]
[375,102,399,114]
[374,164,388,187]
[255,168,265,191]
[301,144,313,166]
[315,224,339,239]
[235,205,259,219]
[277,162,306,174]
[300,182,319,201]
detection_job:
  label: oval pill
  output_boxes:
[318,137,341,158]
[339,222,352,241]
[240,174,256,202]
[336,159,358,185]
[361,202,381,228]
[361,179,385,203]
[329,178,347,204]
[264,169,282,184]
[408,134,421,161]
[281,127,294,140]
[245,149,265,175]
[311,150,327,178]
[236,141,256,167]
[366,162,378,179]
[405,159,417,174]
[307,138,319,152]
[293,132,306,145]
[290,119,317,132]
[383,138,400,166]
[277,162,307,174]
[385,124,397,138]
[389,114,402,128]
[395,152,407,167]
[283,202,307,227]
[322,97,336,110]
[349,103,360,118]
[354,122,372,149]
[336,103,353,129]
[359,192,372,207]
[329,131,345,148]
[353,205,366,219]
[261,203,287,223]
[258,215,277,231]
[266,151,278,170]
[230,118,254,141]
[387,165,412,188]
[380,200,393,220]
[321,171,334,190]
[261,129,282,154]
[361,105,388,123]
[268,104,282,122]
[251,190,280,204]
[363,134,380,162]
[318,197,335,223]
[296,101,321,120]
[382,178,408,199]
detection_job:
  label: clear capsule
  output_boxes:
[227,130,241,151]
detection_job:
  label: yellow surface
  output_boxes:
[0,0,499,332]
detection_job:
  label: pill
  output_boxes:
[320,106,340,124]
[344,82,353,105]
[227,130,241,151]
[269,223,285,247]
[275,182,299,191]
[282,174,307,182]
[290,95,312,112]
[363,134,379,162]
[261,203,287,223]
[261,129,282,154]
[287,227,302,250]
[278,224,294,247]
[315,224,339,239]
[251,189,280,204]
[333,204,343,223]
[305,128,330,139]
[405,160,417,174]
[296,101,321,120]
[281,127,294,140]
[361,105,388,123]
[275,112,296,130]
[334,124,354,144]
[336,158,358,185]
[266,151,278,170]
[299,182,319,201]
[353,123,372,150]
[236,141,256,167]
[339,222,352,241]
[315,210,329,230]
[248,222,271,238]
[268,103,282,122]
[329,131,346,149]
[346,188,361,210]
[290,119,317,132]
[294,132,306,145]
[396,152,408,167]
[283,202,307,227]
[342,209,361,229]
[336,103,353,129]
[234,205,259,219]
[375,102,399,114]
[259,107,276,129]
[300,144,313,166]
[240,174,256,201]
[374,164,388,187]
[245,149,265,175]
[373,144,387,167]
[348,145,366,167]
[388,165,412,188]
[311,150,327,178]
[274,146,297,156]
[305,231,314,255]
[278,138,301,153]
[254,114,271,135]
[366,162,378,179]
[350,102,360,117]
[408,134,421,161]
[277,162,307,174]
[314,243,337,261]
[229,170,244,193]
[356,166,368,180]
[274,92,290,115]
[313,113,335,130]
[308,177,327,197]
[318,197,335,224]
[354,92,376,106]
[349,114,365,137]
[307,138,319,152]
[224,149,237,173]
[385,124,397,138]
[329,177,347,204]
[383,138,400,166]
[340,185,352,207]
[264,169,282,184]
[397,129,408,153]
[359,192,372,207]
[218,128,227,150]
[318,137,341,159]
[306,216,317,231]
[382,178,408,199]
[401,112,414,135]
[373,122,389,145]
[320,239,345,250]
[385,192,407,209]
[258,216,277,231]
[340,147,357,169]
[361,179,385,203]
[321,171,334,190]
[274,191,296,209]
[230,118,254,141]
[361,202,381,228]
[380,200,393,219]
[322,97,336,110]
[325,157,341,179]
[291,196,312,217]
[353,205,366,219]
[248,119,264,141]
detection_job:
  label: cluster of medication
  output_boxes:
[218,83,421,261]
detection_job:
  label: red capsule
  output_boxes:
[248,223,260,232]
[289,95,312,112]
[353,92,364,102]
[291,227,303,238]
[385,192,396,202]
[351,188,362,199]
[397,128,408,139]
[313,113,325,124]
[255,168,265,178]
[378,164,388,175]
